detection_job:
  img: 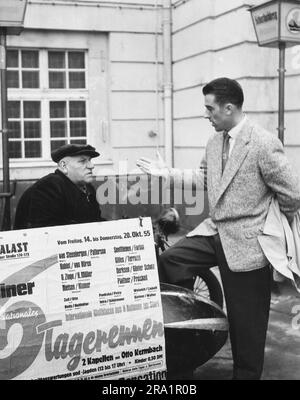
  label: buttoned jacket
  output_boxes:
[14,169,104,229]
[182,118,300,271]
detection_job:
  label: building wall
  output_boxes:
[3,0,165,181]
[172,0,300,172]
[2,0,300,226]
[4,0,300,177]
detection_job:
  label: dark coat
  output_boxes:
[14,169,104,229]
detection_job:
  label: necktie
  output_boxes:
[222,131,230,174]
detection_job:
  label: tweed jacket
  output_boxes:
[14,169,104,229]
[179,118,300,272]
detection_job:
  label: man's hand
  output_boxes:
[136,151,170,179]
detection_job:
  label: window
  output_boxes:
[7,50,39,88]
[50,100,87,152]
[7,49,87,160]
[8,101,42,158]
[48,51,85,89]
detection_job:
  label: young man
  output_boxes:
[14,143,105,229]
[136,77,300,379]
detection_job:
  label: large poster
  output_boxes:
[0,218,166,380]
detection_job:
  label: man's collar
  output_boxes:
[227,114,247,139]
[55,169,90,192]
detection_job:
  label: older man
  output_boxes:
[137,77,300,380]
[14,144,104,229]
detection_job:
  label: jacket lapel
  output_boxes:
[214,121,252,205]
[209,133,223,207]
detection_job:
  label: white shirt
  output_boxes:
[227,114,247,157]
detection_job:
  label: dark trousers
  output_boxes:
[158,234,271,380]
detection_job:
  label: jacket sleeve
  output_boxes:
[28,180,70,228]
[258,134,300,222]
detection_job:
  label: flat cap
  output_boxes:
[51,144,100,163]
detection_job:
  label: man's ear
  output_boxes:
[224,103,234,115]
[58,160,68,175]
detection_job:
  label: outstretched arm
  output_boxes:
[136,151,206,189]
[136,151,170,179]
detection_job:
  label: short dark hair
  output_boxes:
[202,77,244,108]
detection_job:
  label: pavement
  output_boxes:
[192,280,300,380]
[166,232,300,380]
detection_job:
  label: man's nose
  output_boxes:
[203,109,210,119]
[87,160,94,169]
